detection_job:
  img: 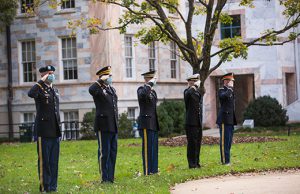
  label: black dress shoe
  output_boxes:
[101,180,114,184]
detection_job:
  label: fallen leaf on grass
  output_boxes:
[167,164,175,172]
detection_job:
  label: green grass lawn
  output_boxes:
[0,135,300,194]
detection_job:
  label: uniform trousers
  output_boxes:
[96,131,117,182]
[37,137,60,192]
[186,126,202,168]
[219,124,234,164]
[140,129,158,175]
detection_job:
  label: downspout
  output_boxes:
[295,26,300,100]
[6,25,13,141]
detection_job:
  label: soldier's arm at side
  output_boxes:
[28,80,44,98]
[218,88,233,99]
[137,84,152,100]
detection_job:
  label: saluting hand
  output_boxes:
[194,80,201,88]
[148,77,157,87]
[41,73,49,82]
[100,75,110,81]
[228,81,234,89]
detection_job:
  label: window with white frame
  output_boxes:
[170,41,177,78]
[148,42,156,71]
[61,0,75,9]
[63,111,79,140]
[21,40,37,82]
[23,113,35,124]
[61,37,78,80]
[220,15,241,39]
[125,35,133,78]
[127,107,136,121]
[21,0,34,13]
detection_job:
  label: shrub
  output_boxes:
[243,95,289,127]
[80,109,96,140]
[118,112,133,139]
[81,110,133,139]
[157,100,185,137]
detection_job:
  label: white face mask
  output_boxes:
[228,80,234,87]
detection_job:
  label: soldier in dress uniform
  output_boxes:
[89,66,118,183]
[216,73,237,166]
[137,70,160,175]
[28,65,61,192]
[184,74,202,168]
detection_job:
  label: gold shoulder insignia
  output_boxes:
[95,81,102,87]
[36,83,47,94]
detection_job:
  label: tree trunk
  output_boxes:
[6,25,14,141]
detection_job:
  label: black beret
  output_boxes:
[39,65,55,73]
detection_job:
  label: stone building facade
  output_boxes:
[0,0,191,138]
[0,0,299,139]
[192,0,300,127]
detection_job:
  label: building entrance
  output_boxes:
[215,74,255,124]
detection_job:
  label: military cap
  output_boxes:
[39,65,56,73]
[222,72,235,81]
[141,70,156,78]
[187,74,200,81]
[96,66,112,77]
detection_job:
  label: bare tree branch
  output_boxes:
[198,0,208,9]
[186,0,197,63]
[208,33,300,75]
[245,14,300,47]
[200,0,214,68]
[160,2,186,23]
[210,46,233,58]
[209,13,300,60]
[248,35,300,46]
[208,50,232,75]
[95,17,144,31]
[200,0,227,79]
[145,0,196,64]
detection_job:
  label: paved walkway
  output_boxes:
[203,128,219,137]
[171,171,300,194]
[203,126,241,137]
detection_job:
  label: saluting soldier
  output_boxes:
[137,70,160,175]
[184,74,202,168]
[28,65,61,192]
[89,66,118,183]
[216,73,237,166]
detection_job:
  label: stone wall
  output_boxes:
[0,0,299,137]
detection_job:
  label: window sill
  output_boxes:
[15,14,36,19]
[55,8,77,15]
[58,79,79,84]
[19,82,38,87]
[123,77,137,81]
